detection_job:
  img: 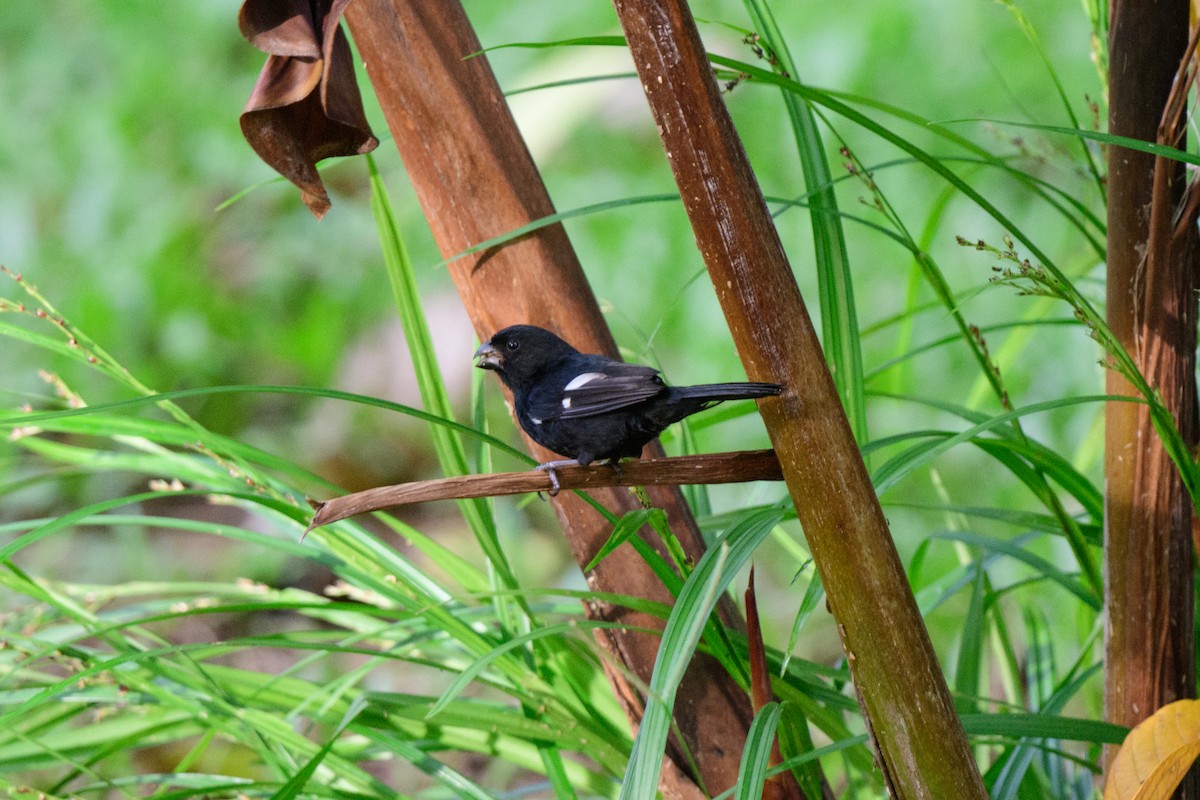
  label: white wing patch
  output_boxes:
[564,372,607,391]
[543,367,664,419]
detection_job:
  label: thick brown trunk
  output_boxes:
[1105,1,1197,796]
[342,2,801,796]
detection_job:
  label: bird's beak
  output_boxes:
[474,341,502,371]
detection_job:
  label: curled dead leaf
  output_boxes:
[1105,699,1200,800]
[238,0,378,218]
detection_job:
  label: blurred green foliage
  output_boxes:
[0,0,1101,404]
[0,0,1125,794]
[2,0,1110,713]
[1,0,1108,651]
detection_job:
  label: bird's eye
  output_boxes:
[505,339,520,351]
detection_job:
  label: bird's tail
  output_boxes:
[651,381,782,428]
[673,382,783,403]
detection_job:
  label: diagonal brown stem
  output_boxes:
[608,0,987,795]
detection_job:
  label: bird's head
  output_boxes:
[474,324,579,388]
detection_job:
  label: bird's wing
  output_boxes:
[528,363,667,420]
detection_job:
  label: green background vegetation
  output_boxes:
[0,0,1118,796]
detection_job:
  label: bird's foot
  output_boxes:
[534,459,581,497]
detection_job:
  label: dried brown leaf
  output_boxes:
[238,0,378,218]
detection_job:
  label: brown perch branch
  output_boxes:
[307,449,783,532]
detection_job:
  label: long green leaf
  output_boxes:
[741,0,866,448]
[366,156,520,596]
[735,702,783,800]
[620,507,784,799]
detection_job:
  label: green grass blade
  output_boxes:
[0,384,529,463]
[366,156,520,597]
[964,118,1200,167]
[620,507,784,799]
[433,193,679,268]
[954,560,987,714]
[741,0,867,448]
[868,394,1129,495]
[991,0,1105,199]
[781,562,822,675]
[931,532,1097,610]
[585,508,668,572]
[735,701,782,800]
[959,712,1123,744]
[269,696,364,800]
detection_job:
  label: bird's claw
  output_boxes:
[534,459,579,497]
[541,465,561,497]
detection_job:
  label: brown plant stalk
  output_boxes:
[609,0,987,795]
[1104,3,1198,795]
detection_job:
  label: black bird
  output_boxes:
[474,324,782,492]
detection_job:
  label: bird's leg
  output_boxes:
[534,459,580,497]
